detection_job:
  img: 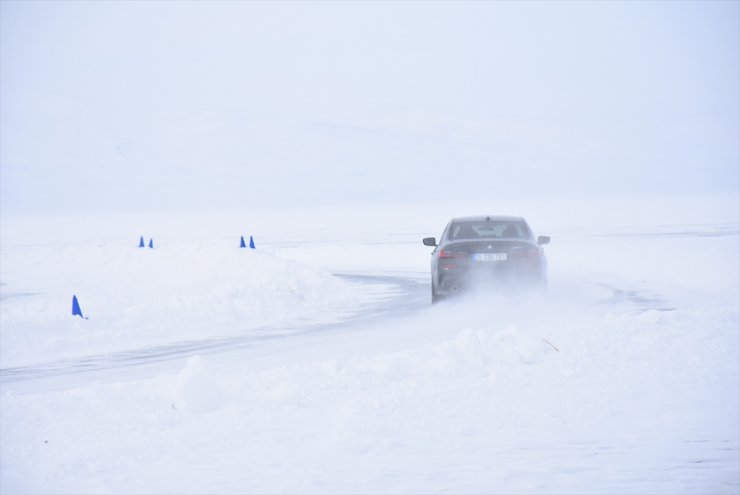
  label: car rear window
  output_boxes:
[449,221,531,240]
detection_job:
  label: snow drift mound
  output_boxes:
[171,355,221,414]
[0,241,371,366]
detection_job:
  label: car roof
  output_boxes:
[451,215,525,222]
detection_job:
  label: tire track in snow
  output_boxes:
[0,274,429,384]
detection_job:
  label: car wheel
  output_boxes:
[431,285,441,304]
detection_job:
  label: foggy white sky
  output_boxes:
[1,0,738,214]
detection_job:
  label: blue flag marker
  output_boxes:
[249,236,255,249]
[240,236,246,248]
[149,238,154,249]
[139,236,145,248]
[72,295,86,319]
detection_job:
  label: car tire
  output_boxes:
[431,285,441,304]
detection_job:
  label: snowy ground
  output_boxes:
[1,197,738,494]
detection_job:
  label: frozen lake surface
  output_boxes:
[1,201,738,493]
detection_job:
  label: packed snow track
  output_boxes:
[0,274,430,386]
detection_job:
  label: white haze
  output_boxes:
[1,0,738,216]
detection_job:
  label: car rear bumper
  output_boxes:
[436,265,545,295]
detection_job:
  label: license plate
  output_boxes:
[473,252,507,261]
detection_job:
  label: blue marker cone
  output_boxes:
[249,236,255,249]
[72,295,84,318]
[148,238,154,249]
[240,236,246,248]
[139,236,145,248]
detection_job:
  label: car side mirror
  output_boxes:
[423,237,437,247]
[537,236,551,245]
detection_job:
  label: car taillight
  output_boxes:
[439,249,467,259]
[527,247,541,257]
[513,247,541,258]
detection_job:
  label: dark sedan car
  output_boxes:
[423,216,550,302]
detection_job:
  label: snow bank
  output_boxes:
[171,356,221,414]
[0,240,379,366]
